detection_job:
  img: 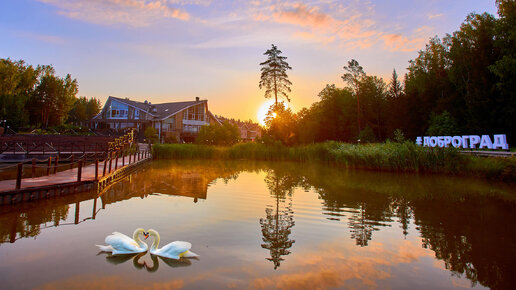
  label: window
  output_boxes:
[183,124,201,133]
[183,104,206,121]
[109,100,129,119]
[163,117,175,132]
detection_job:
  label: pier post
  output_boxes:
[103,156,107,176]
[115,151,119,170]
[47,157,52,176]
[16,163,23,190]
[53,155,59,174]
[95,159,99,181]
[129,151,132,164]
[32,158,36,178]
[77,159,83,181]
[108,153,113,173]
[92,198,97,219]
[122,150,125,167]
[74,202,80,224]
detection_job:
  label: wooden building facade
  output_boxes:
[89,96,221,142]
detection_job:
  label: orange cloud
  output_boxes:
[247,238,438,289]
[37,0,190,27]
[253,2,379,48]
[428,13,444,20]
[272,3,331,29]
[382,33,426,52]
[36,275,185,290]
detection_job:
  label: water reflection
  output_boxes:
[0,190,98,244]
[260,169,296,269]
[0,160,514,289]
[99,251,194,272]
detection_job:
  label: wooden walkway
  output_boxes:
[0,157,124,192]
[0,145,152,205]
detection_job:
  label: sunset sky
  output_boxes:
[1,0,497,122]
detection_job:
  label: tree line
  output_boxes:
[0,58,100,130]
[261,0,515,146]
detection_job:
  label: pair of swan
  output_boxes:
[96,228,198,259]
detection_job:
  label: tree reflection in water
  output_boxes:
[1,160,514,288]
[259,169,297,269]
[255,162,515,288]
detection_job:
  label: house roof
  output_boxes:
[99,96,207,120]
[111,96,152,112]
[153,101,205,120]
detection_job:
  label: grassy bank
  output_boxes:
[152,142,516,181]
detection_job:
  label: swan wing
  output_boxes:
[105,234,143,254]
[155,241,192,259]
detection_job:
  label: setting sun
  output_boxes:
[257,100,275,126]
[257,100,289,126]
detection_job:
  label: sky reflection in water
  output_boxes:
[0,160,514,289]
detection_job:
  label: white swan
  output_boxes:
[96,228,148,255]
[146,229,199,260]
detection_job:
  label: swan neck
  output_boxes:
[133,229,147,249]
[149,230,160,252]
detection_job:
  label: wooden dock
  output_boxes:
[0,151,152,205]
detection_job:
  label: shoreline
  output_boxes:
[152,142,516,182]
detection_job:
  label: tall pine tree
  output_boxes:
[259,44,292,106]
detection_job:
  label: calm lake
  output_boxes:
[0,160,515,289]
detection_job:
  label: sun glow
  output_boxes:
[257,100,288,126]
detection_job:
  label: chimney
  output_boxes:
[196,97,200,101]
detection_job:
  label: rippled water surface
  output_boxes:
[1,160,515,289]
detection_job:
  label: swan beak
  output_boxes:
[143,232,149,239]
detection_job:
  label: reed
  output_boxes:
[152,142,515,181]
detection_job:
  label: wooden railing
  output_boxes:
[2,148,151,191]
[0,135,114,155]
[1,130,144,192]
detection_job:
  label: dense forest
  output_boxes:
[0,59,100,130]
[264,0,515,145]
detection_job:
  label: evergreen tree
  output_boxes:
[387,69,402,99]
[259,44,292,106]
[342,59,366,134]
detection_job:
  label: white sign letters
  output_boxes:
[416,134,509,150]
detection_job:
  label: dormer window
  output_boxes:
[109,100,129,119]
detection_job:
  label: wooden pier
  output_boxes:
[0,147,152,205]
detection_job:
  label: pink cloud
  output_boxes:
[252,2,379,48]
[38,0,190,27]
[272,3,331,29]
[382,33,427,52]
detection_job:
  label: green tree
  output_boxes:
[358,125,376,143]
[144,126,159,144]
[263,103,297,145]
[196,122,240,146]
[489,0,516,143]
[312,84,356,142]
[0,59,40,128]
[357,76,387,140]
[426,111,459,136]
[342,59,366,134]
[68,96,101,125]
[259,44,292,106]
[404,36,453,139]
[386,69,407,137]
[29,66,78,128]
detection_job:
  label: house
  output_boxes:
[89,96,221,142]
[215,116,262,142]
